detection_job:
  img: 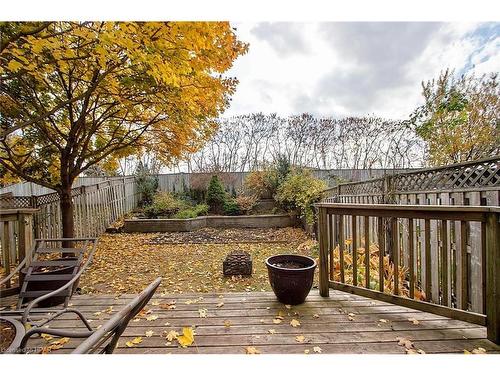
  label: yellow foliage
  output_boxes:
[0,22,248,189]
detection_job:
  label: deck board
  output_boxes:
[7,290,500,354]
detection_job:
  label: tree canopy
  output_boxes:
[409,69,500,166]
[0,21,248,236]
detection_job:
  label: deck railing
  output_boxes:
[0,208,37,295]
[316,203,500,344]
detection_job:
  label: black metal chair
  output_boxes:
[0,238,97,327]
[19,277,162,354]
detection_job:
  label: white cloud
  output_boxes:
[224,22,500,120]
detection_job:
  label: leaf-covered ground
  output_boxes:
[79,227,318,295]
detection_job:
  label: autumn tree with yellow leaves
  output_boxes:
[0,21,248,238]
[410,69,500,166]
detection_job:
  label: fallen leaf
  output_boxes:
[471,347,487,354]
[145,330,154,337]
[397,337,414,350]
[146,315,158,321]
[246,346,261,354]
[379,319,388,323]
[290,319,301,327]
[41,333,54,342]
[408,318,419,325]
[125,337,143,347]
[216,302,224,308]
[295,335,306,343]
[177,327,195,347]
[304,349,310,354]
[40,337,70,353]
[313,346,322,353]
[165,330,179,341]
[199,308,208,318]
[312,314,320,319]
[224,320,232,328]
[159,302,176,310]
[268,329,276,334]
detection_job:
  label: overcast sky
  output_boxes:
[223,22,500,120]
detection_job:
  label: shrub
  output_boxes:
[275,170,327,224]
[144,192,185,218]
[135,162,159,206]
[173,204,209,219]
[235,194,258,214]
[244,169,278,199]
[206,175,226,213]
[223,199,241,216]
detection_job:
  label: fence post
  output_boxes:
[318,205,330,297]
[486,210,500,344]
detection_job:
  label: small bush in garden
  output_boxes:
[223,198,241,215]
[274,154,291,184]
[135,162,159,206]
[235,194,258,214]
[173,204,209,219]
[275,169,327,224]
[144,192,185,218]
[244,169,279,199]
[206,175,227,213]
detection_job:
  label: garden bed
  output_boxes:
[123,213,296,233]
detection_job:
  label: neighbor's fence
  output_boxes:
[316,203,500,344]
[154,168,413,193]
[320,156,500,315]
[0,177,140,269]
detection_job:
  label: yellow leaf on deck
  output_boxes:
[177,327,195,347]
[313,346,322,353]
[290,319,301,327]
[295,335,305,343]
[146,315,158,321]
[165,330,179,341]
[246,346,261,354]
[145,330,154,337]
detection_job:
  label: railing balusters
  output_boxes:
[352,215,357,286]
[441,219,449,306]
[377,217,385,293]
[318,207,329,297]
[329,214,334,280]
[364,216,370,289]
[409,218,415,299]
[460,220,469,310]
[339,214,345,284]
[424,219,432,301]
[317,203,500,344]
[392,218,399,295]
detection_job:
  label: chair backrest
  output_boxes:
[71,277,162,354]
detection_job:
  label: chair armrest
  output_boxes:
[20,326,94,350]
[0,258,26,286]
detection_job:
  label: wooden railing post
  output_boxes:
[318,206,330,297]
[486,211,500,344]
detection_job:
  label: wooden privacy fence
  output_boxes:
[0,177,140,269]
[316,203,500,344]
[321,156,500,315]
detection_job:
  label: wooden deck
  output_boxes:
[6,290,500,354]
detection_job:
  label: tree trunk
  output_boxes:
[60,185,75,252]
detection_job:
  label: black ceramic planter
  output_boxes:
[265,254,316,305]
